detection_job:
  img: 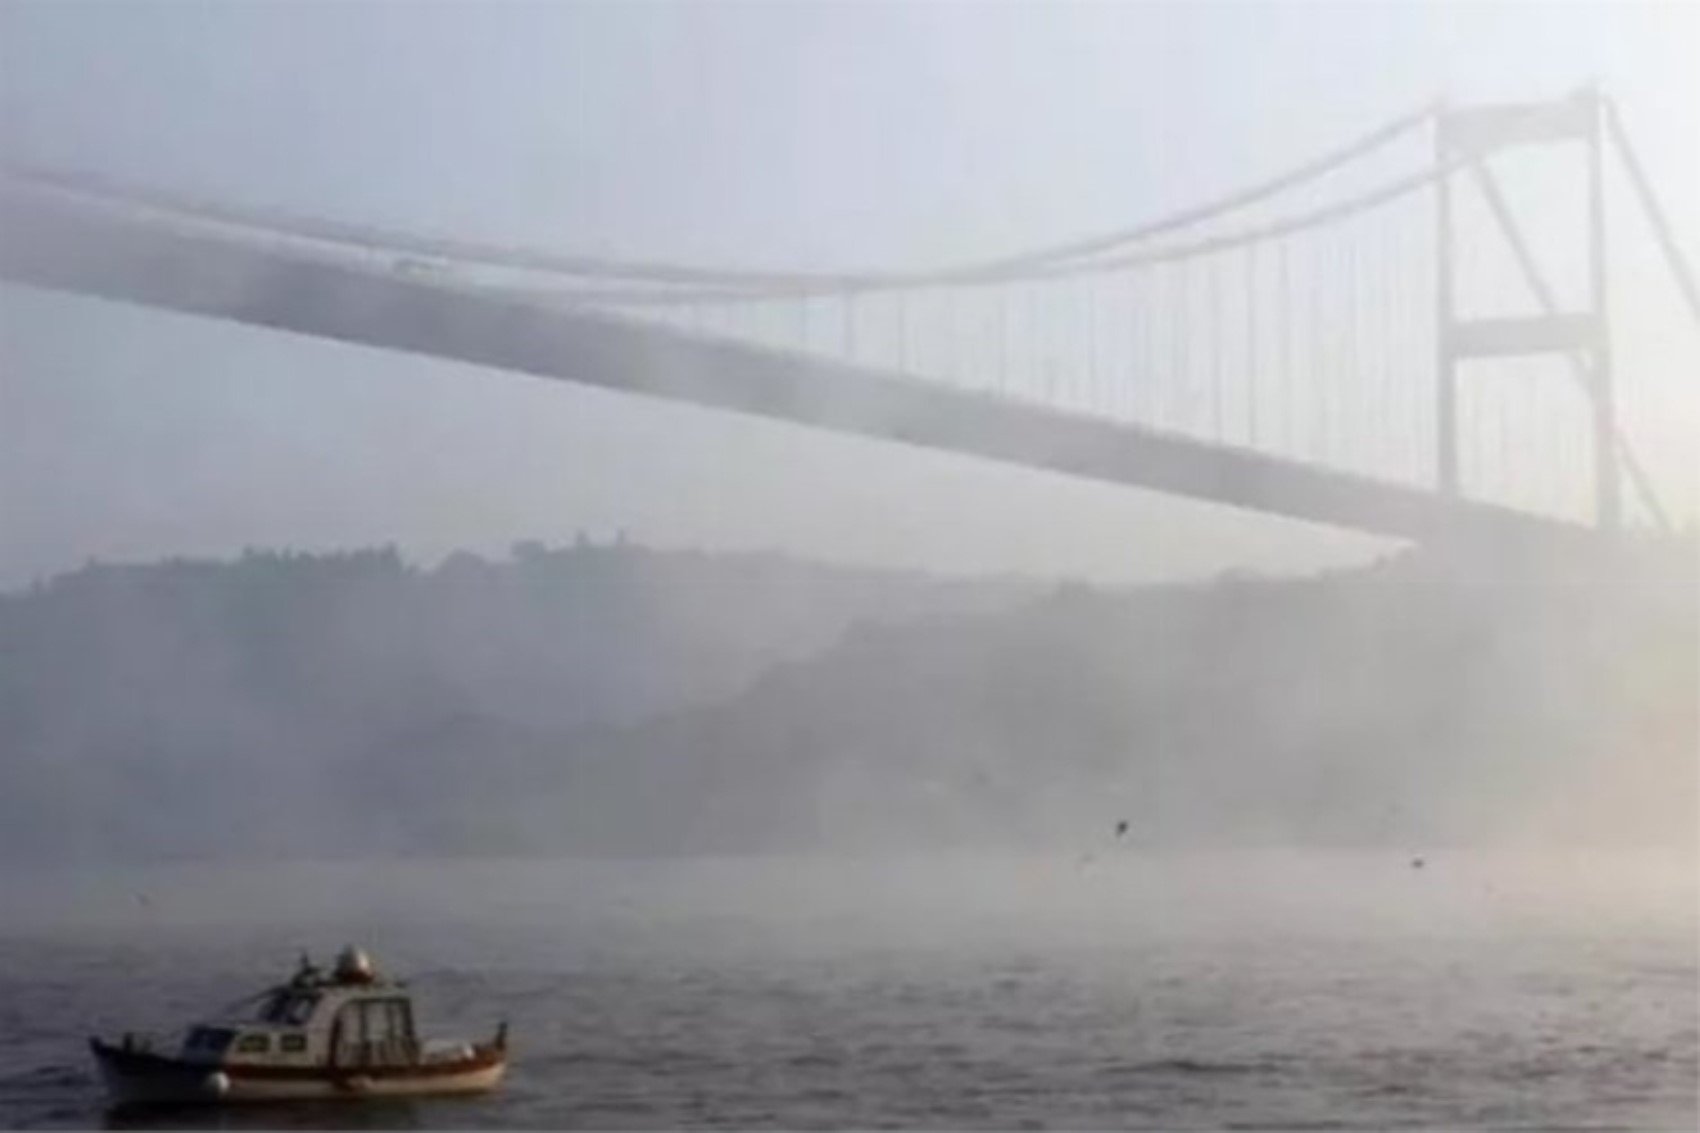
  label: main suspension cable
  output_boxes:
[0,101,1436,293]
[501,151,1479,306]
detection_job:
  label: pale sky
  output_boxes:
[2,0,1696,589]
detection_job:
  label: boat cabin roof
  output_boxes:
[202,955,411,1030]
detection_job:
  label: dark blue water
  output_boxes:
[1,853,1693,1129]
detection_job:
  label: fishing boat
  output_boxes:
[89,946,507,1107]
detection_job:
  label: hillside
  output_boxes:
[0,541,1031,859]
[531,546,1695,855]
[1,540,1691,860]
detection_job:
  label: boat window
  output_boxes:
[333,998,415,1068]
[360,999,414,1044]
[235,1033,271,1055]
[280,1033,307,1054]
[389,999,415,1044]
[359,999,397,1043]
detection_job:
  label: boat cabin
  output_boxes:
[176,948,433,1072]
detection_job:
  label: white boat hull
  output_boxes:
[90,1038,505,1107]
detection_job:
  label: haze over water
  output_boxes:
[2,2,1697,1130]
[2,850,1693,1129]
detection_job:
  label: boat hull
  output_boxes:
[90,1038,505,1107]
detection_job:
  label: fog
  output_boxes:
[0,7,1697,1127]
[4,854,1693,992]
[0,539,1691,865]
[4,1,1698,586]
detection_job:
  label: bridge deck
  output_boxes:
[0,188,1593,552]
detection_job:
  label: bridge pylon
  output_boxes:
[1433,88,1618,530]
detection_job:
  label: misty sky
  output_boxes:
[2,0,1697,590]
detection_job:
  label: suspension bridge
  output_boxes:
[2,88,1694,553]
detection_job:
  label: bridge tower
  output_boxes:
[1434,88,1618,529]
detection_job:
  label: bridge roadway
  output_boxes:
[0,188,1594,553]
